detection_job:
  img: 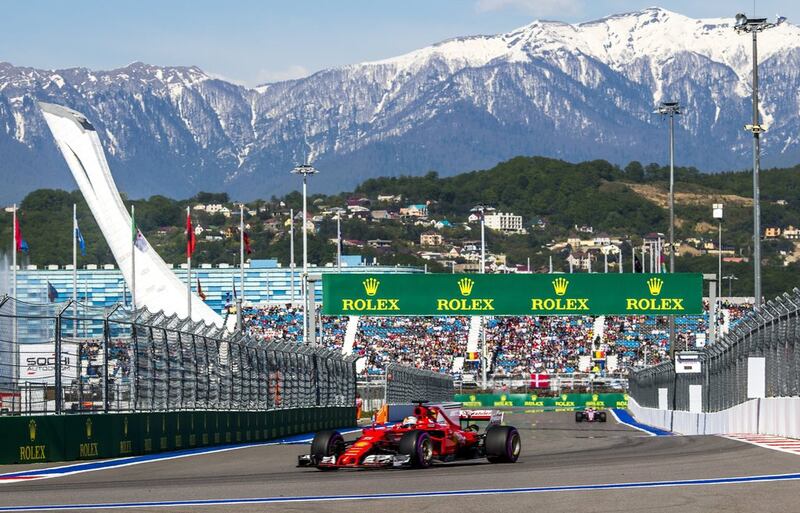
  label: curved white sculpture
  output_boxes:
[39,102,223,327]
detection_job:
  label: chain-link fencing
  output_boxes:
[0,297,356,415]
[384,364,453,404]
[629,289,800,413]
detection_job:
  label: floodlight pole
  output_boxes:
[735,12,785,306]
[656,101,680,360]
[292,163,318,343]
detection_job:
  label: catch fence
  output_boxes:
[630,289,800,412]
[384,364,454,404]
[0,297,356,415]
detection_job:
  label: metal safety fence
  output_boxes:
[630,289,800,413]
[0,297,356,415]
[384,364,454,404]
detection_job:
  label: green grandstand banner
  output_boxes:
[455,393,628,410]
[323,273,702,316]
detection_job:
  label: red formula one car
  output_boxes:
[298,402,521,470]
[575,407,607,423]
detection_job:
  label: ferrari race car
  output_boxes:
[575,407,607,423]
[298,402,520,470]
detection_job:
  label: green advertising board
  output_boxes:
[454,393,628,411]
[323,273,702,316]
[0,407,356,465]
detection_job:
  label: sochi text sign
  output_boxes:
[322,273,703,316]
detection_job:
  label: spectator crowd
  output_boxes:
[239,301,753,379]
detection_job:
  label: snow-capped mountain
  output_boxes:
[1,7,799,202]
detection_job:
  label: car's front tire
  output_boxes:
[485,425,521,463]
[599,412,607,423]
[575,412,583,422]
[310,430,344,470]
[399,430,433,468]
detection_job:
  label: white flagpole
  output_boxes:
[12,204,18,385]
[290,208,295,304]
[238,204,244,330]
[186,206,192,321]
[131,204,136,312]
[11,204,16,300]
[73,203,78,336]
[618,248,623,274]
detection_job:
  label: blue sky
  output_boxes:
[1,1,796,86]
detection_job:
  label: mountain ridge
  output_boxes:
[1,7,799,203]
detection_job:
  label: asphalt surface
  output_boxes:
[1,409,799,513]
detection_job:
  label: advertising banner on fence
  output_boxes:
[18,343,78,384]
[455,393,628,411]
[323,273,702,316]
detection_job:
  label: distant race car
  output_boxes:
[575,407,607,423]
[298,402,520,470]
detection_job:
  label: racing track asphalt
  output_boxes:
[1,409,799,513]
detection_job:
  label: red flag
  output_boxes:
[243,231,252,255]
[186,211,196,258]
[530,373,550,389]
[196,278,207,301]
[14,214,22,252]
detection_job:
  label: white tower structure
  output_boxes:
[39,102,223,327]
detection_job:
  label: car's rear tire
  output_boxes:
[575,412,583,422]
[398,430,433,468]
[310,430,344,470]
[599,412,607,423]
[485,425,521,463]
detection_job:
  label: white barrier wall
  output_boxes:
[629,396,800,437]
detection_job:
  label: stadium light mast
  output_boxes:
[734,12,786,306]
[655,100,680,360]
[713,204,724,301]
[292,163,318,343]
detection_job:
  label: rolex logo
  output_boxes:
[123,417,129,437]
[85,418,93,439]
[457,277,474,296]
[362,277,380,296]
[647,277,664,296]
[552,277,569,296]
[29,420,37,442]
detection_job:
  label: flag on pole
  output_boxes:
[243,231,252,255]
[186,211,197,258]
[131,211,148,252]
[14,215,28,253]
[196,278,207,301]
[75,220,86,257]
[47,281,58,303]
[232,277,237,299]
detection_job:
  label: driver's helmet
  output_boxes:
[402,415,418,427]
[586,407,594,412]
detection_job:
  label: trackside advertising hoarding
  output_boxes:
[455,393,628,410]
[322,273,702,316]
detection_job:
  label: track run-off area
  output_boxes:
[1,409,799,513]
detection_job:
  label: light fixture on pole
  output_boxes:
[723,274,738,298]
[291,163,318,343]
[336,212,342,273]
[734,12,785,306]
[713,203,724,300]
[656,100,680,360]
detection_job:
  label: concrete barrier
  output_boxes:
[629,396,800,437]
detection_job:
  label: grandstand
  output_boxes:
[240,300,753,380]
